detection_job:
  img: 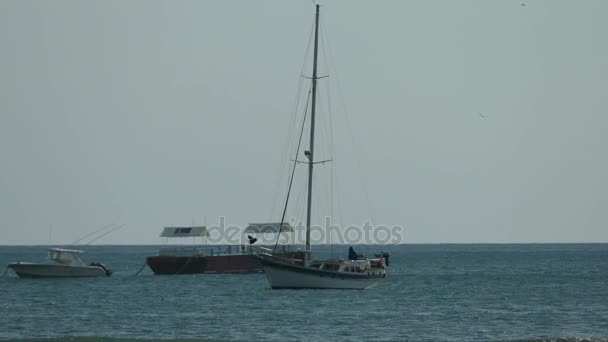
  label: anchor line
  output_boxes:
[131,262,148,276]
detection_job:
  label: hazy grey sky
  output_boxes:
[1,0,607,244]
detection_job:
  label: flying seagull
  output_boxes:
[478,112,487,118]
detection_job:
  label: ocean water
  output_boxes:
[0,244,607,342]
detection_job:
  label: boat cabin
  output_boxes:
[309,258,385,274]
[157,226,254,257]
[157,226,210,256]
[156,223,297,257]
[47,248,87,267]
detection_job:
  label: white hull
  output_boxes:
[8,263,108,278]
[261,259,384,290]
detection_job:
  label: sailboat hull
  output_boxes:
[259,257,384,290]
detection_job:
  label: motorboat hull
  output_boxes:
[146,255,263,275]
[259,256,385,290]
[8,262,109,278]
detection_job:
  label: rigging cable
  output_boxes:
[273,87,313,252]
[318,22,343,256]
[268,19,316,221]
[321,16,376,224]
[312,83,332,258]
[320,25,337,257]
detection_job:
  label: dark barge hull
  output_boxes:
[146,255,263,275]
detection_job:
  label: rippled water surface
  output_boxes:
[0,244,607,341]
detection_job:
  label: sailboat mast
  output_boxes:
[305,4,320,259]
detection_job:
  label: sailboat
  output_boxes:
[256,4,387,290]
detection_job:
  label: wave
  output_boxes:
[0,338,226,342]
[492,337,608,342]
[2,337,607,342]
[502,339,608,342]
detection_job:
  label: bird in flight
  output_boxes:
[478,112,487,119]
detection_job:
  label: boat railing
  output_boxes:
[158,245,259,257]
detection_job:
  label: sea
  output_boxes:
[0,244,606,342]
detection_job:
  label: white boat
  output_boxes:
[260,254,385,290]
[8,248,112,278]
[256,4,386,290]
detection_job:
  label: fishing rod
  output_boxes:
[71,223,117,245]
[84,224,126,245]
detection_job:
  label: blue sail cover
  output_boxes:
[348,246,358,260]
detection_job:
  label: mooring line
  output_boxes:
[131,262,148,276]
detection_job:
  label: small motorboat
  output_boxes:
[8,248,112,278]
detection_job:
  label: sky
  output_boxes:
[1,0,607,245]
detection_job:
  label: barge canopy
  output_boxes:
[160,226,209,238]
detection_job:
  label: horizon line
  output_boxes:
[1,242,607,246]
